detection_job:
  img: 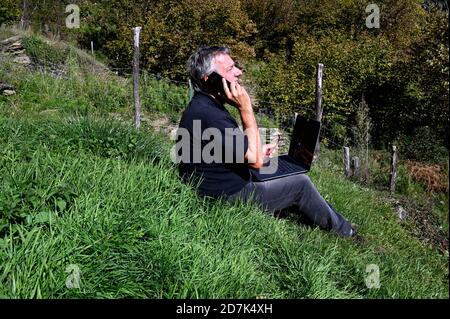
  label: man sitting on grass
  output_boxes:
[176,45,357,238]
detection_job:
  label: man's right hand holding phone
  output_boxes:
[222,78,252,112]
[220,77,264,168]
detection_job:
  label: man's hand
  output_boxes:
[222,78,252,111]
[262,142,278,159]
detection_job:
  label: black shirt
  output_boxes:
[177,91,250,198]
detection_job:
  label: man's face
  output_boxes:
[212,54,242,83]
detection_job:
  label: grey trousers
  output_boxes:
[227,174,353,237]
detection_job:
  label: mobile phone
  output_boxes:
[204,71,231,96]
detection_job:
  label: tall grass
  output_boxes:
[0,115,448,298]
[0,35,189,120]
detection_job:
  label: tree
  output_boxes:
[0,0,20,26]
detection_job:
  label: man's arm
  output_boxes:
[240,107,263,168]
[222,79,263,169]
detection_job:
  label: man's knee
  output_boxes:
[289,174,313,189]
[270,174,315,197]
[296,174,312,183]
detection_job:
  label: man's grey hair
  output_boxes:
[187,46,230,92]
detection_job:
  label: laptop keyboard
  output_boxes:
[263,157,305,174]
[277,158,303,173]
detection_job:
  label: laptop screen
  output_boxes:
[288,116,321,169]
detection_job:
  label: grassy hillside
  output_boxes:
[0,30,448,298]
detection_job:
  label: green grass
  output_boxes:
[0,38,188,122]
[0,29,448,298]
[0,114,447,298]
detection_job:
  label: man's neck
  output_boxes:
[198,90,225,106]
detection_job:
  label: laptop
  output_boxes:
[250,115,321,182]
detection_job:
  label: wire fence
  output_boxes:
[7,58,344,153]
[5,56,405,192]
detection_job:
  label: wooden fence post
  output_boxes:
[389,145,398,194]
[313,63,324,161]
[343,146,351,178]
[132,27,142,129]
[20,0,28,29]
[352,156,360,178]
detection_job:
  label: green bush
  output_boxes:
[397,126,449,165]
[23,35,70,66]
[0,0,19,26]
[78,0,256,80]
